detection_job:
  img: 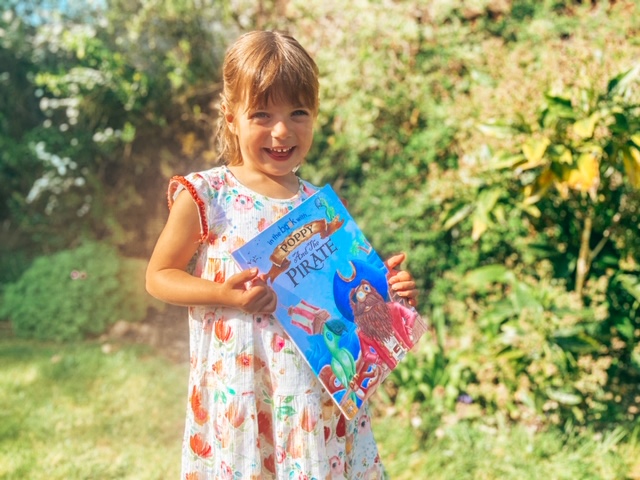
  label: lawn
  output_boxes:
[2,338,639,479]
[0,339,187,479]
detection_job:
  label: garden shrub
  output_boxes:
[0,241,153,341]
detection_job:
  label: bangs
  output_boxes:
[235,36,319,112]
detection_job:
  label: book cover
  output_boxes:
[232,185,428,420]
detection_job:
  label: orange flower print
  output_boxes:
[185,472,201,480]
[190,385,210,426]
[235,352,253,370]
[207,258,225,283]
[257,410,274,446]
[211,359,224,374]
[263,454,276,474]
[225,399,246,429]
[214,410,230,448]
[257,217,271,232]
[286,426,305,459]
[189,433,212,458]
[300,405,318,433]
[214,319,233,343]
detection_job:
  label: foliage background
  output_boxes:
[1,0,640,475]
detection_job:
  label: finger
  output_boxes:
[394,288,419,307]
[388,270,413,285]
[228,268,260,288]
[384,253,406,272]
[390,280,417,293]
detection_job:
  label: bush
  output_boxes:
[0,241,153,341]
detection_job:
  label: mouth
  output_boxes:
[265,146,295,160]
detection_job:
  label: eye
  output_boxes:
[356,290,367,302]
[292,109,309,116]
[250,111,269,119]
[363,284,371,293]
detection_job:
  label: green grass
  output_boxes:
[2,338,640,479]
[375,415,640,480]
[0,339,188,480]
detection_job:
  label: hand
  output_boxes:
[385,253,419,308]
[223,268,278,314]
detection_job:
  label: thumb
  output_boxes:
[384,253,406,271]
[228,268,260,287]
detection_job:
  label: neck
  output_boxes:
[227,165,299,199]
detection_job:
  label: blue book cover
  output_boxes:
[232,185,427,419]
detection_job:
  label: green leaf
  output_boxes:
[511,281,543,313]
[616,273,640,302]
[522,137,550,166]
[546,388,582,406]
[463,265,512,289]
[477,122,519,139]
[442,204,474,231]
[552,329,601,353]
[277,405,296,419]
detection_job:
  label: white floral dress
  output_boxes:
[168,166,385,480]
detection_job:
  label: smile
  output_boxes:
[267,146,294,154]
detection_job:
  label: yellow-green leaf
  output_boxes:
[622,146,640,189]
[566,151,600,193]
[520,137,550,169]
[573,114,599,139]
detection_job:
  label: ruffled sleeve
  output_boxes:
[168,173,212,244]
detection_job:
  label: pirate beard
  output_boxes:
[353,289,393,344]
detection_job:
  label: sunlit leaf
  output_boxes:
[477,122,519,139]
[483,153,525,171]
[565,150,600,193]
[622,145,640,188]
[521,136,550,167]
[470,189,501,241]
[572,114,599,139]
[471,214,488,241]
[442,204,473,231]
[546,388,582,406]
[607,63,640,96]
[523,168,555,204]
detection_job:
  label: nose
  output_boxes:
[271,118,291,139]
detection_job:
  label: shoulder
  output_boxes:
[168,166,229,204]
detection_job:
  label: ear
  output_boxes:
[221,103,236,134]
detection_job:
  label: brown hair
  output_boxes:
[216,31,320,165]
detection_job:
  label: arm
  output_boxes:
[145,190,277,313]
[384,253,419,308]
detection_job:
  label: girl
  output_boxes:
[146,30,418,480]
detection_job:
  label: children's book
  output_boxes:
[231,185,428,420]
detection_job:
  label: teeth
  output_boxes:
[271,147,292,153]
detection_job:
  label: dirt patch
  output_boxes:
[102,304,190,363]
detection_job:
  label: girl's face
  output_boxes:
[227,98,315,180]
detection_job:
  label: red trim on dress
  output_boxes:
[168,175,209,244]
